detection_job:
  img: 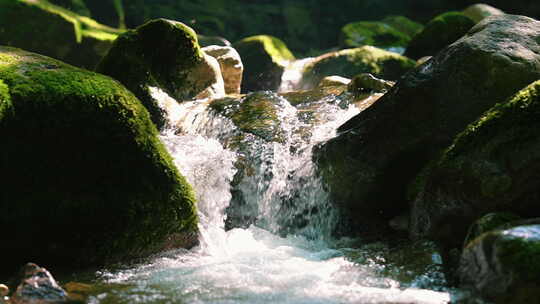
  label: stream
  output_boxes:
[84,72,456,304]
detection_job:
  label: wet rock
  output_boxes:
[463,3,505,23]
[0,284,8,297]
[97,18,223,129]
[0,0,121,69]
[233,35,295,92]
[404,11,475,59]
[347,73,394,94]
[299,46,415,90]
[11,263,68,304]
[315,15,540,238]
[459,225,540,303]
[198,34,231,47]
[203,45,243,94]
[463,212,521,247]
[0,47,198,270]
[318,76,350,87]
[410,79,540,250]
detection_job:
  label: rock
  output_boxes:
[233,35,295,92]
[318,76,351,87]
[0,0,122,69]
[203,45,243,94]
[463,3,505,23]
[11,263,68,304]
[463,213,521,247]
[347,73,394,94]
[97,18,224,129]
[381,15,424,38]
[339,21,411,51]
[410,79,540,250]
[315,15,540,238]
[389,213,409,232]
[299,46,415,90]
[198,34,231,47]
[404,12,475,59]
[416,56,432,66]
[0,46,198,271]
[0,284,8,297]
[459,225,540,303]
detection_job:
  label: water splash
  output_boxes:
[92,87,453,304]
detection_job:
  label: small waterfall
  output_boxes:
[93,87,452,304]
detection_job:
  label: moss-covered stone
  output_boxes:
[97,18,224,129]
[0,47,198,272]
[340,21,411,51]
[299,46,415,90]
[463,212,521,247]
[404,12,475,59]
[463,3,505,23]
[459,225,540,303]
[0,0,122,69]
[410,80,540,250]
[381,15,424,38]
[315,15,540,240]
[233,35,295,92]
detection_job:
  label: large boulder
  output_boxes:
[404,11,475,59]
[299,46,415,90]
[409,80,540,250]
[0,0,122,69]
[0,47,198,273]
[459,225,540,303]
[233,35,295,92]
[339,21,411,51]
[97,18,225,129]
[315,15,540,237]
[203,45,243,94]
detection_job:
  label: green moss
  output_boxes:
[210,92,283,142]
[97,18,204,128]
[301,46,415,88]
[233,35,295,92]
[382,15,424,37]
[463,212,521,247]
[0,0,123,69]
[340,21,411,49]
[405,11,475,59]
[496,225,540,280]
[0,46,198,269]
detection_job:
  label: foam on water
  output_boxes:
[93,88,452,304]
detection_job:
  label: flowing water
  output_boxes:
[88,87,454,304]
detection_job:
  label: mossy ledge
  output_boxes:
[0,47,198,273]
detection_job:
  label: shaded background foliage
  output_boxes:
[54,0,540,56]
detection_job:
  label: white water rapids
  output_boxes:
[90,85,454,304]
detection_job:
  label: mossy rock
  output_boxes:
[463,212,521,247]
[233,35,295,92]
[340,21,411,51]
[0,0,122,69]
[97,18,224,129]
[463,3,505,23]
[381,15,424,38]
[404,11,475,59]
[0,47,198,272]
[299,46,415,90]
[410,80,540,250]
[459,225,540,303]
[315,15,540,240]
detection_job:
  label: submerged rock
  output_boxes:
[463,3,505,23]
[0,47,198,271]
[299,46,415,90]
[404,11,475,59]
[233,35,295,92]
[11,263,68,304]
[203,45,243,94]
[410,80,540,250]
[0,0,122,69]
[97,18,224,129]
[459,225,540,303]
[315,15,540,238]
